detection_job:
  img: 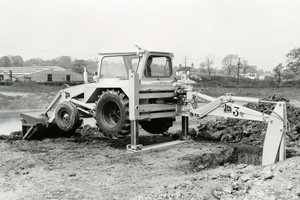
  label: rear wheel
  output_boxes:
[139,117,175,134]
[55,101,82,132]
[95,90,130,138]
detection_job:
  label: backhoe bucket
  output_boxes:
[20,112,49,139]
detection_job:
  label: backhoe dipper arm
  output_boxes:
[186,92,287,165]
[189,93,266,122]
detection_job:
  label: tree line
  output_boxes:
[1,46,299,84]
[181,47,300,85]
[177,54,270,78]
[273,47,300,85]
[0,55,98,74]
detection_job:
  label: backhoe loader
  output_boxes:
[21,48,287,165]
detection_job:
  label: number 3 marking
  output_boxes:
[233,106,239,116]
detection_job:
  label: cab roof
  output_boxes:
[98,51,174,57]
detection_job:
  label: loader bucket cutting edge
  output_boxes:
[20,112,49,139]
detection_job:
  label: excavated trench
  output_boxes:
[180,142,263,172]
[230,144,262,165]
[182,141,300,171]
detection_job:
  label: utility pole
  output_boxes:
[9,70,12,82]
[236,58,240,90]
[183,55,187,74]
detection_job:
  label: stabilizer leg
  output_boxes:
[126,120,143,152]
[181,115,189,140]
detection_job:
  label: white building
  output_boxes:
[0,66,83,82]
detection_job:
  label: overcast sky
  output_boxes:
[0,0,300,71]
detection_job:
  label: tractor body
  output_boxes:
[21,49,179,138]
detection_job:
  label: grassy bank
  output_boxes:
[1,82,300,110]
[2,82,299,99]
[0,82,60,110]
[0,82,61,93]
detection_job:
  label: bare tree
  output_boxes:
[200,54,214,77]
[56,56,72,68]
[283,68,295,81]
[222,54,239,76]
[273,63,284,86]
[72,59,87,74]
[0,56,11,67]
[286,47,300,74]
[241,60,249,74]
[11,55,24,66]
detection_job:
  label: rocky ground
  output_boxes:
[1,84,300,199]
[1,116,300,200]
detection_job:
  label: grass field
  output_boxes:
[1,82,300,108]
[0,82,62,93]
[1,82,298,97]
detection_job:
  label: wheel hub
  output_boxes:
[103,101,120,126]
[62,113,69,122]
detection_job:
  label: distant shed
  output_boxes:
[0,66,83,82]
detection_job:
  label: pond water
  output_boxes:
[0,110,30,135]
[0,91,32,135]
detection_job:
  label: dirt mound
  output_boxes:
[0,130,23,141]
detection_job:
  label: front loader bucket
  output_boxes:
[20,112,49,139]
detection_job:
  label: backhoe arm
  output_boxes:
[186,92,287,165]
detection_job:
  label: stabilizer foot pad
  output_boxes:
[126,140,187,153]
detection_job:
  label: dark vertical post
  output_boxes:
[9,70,12,82]
[131,120,139,146]
[237,58,240,90]
[182,115,189,140]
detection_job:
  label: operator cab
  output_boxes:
[139,51,175,84]
[96,50,175,84]
[97,52,138,81]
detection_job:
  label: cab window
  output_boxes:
[144,56,172,77]
[100,56,128,79]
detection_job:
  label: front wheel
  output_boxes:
[55,101,82,132]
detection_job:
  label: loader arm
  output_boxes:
[46,84,88,123]
[21,84,89,139]
[187,92,287,165]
